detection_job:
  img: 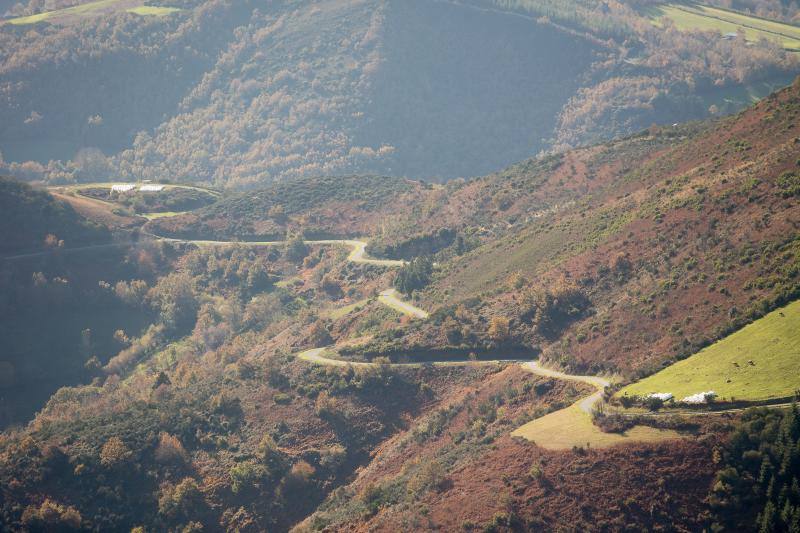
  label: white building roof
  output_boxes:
[682,391,716,404]
[139,184,165,192]
[647,392,674,401]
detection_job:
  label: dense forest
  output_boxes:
[709,406,800,531]
[705,0,800,22]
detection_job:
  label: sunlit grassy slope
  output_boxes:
[126,6,180,16]
[649,3,800,51]
[619,300,800,402]
[511,402,681,450]
[3,0,180,25]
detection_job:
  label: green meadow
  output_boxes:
[619,300,800,402]
[649,3,800,51]
[126,6,180,16]
[4,0,180,25]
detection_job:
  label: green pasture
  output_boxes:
[126,6,180,16]
[619,300,800,402]
[4,0,181,25]
[649,3,800,51]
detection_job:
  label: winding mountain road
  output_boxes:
[520,361,611,414]
[297,347,527,368]
[0,230,675,448]
[378,288,429,319]
[4,219,751,449]
[262,238,661,449]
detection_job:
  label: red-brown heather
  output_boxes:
[1,0,800,529]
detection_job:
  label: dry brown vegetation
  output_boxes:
[0,78,799,532]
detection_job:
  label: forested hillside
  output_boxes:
[115,0,603,185]
[0,78,796,531]
[0,0,797,187]
[2,1,800,529]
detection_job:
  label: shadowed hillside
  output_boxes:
[0,0,255,164]
[351,0,600,179]
[0,176,108,253]
[1,0,797,187]
[0,177,152,428]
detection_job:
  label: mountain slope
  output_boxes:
[0,176,109,254]
[148,79,800,383]
[0,65,798,533]
[332,78,800,380]
[115,0,603,186]
[295,78,800,533]
[1,0,797,187]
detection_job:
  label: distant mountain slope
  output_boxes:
[0,0,797,187]
[0,176,108,253]
[114,0,602,186]
[0,0,255,163]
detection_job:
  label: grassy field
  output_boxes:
[649,3,800,51]
[511,402,680,450]
[618,300,800,402]
[3,0,180,25]
[141,211,185,220]
[511,361,681,449]
[126,6,180,16]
